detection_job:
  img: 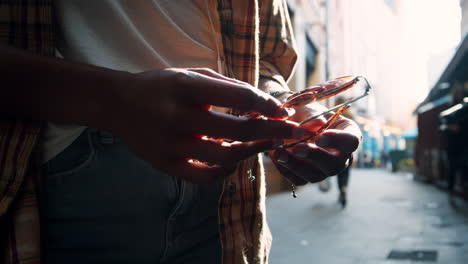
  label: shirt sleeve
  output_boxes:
[259,0,298,90]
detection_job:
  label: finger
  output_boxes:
[268,151,308,186]
[174,108,307,141]
[329,116,362,139]
[286,143,350,176]
[172,136,283,165]
[272,148,328,183]
[189,68,248,86]
[315,129,360,153]
[160,158,237,184]
[175,70,290,118]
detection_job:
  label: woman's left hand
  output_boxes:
[268,103,362,185]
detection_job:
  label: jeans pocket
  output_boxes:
[44,129,95,178]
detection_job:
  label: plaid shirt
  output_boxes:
[0,0,297,263]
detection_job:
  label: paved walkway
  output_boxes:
[266,168,468,264]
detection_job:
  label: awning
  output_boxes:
[415,33,468,114]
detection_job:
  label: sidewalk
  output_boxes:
[266,168,468,264]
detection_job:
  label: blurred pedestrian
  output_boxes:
[334,97,355,208]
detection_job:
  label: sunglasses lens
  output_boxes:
[284,76,370,108]
[330,76,370,109]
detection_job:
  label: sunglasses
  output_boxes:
[279,76,371,148]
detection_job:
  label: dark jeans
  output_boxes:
[41,129,222,264]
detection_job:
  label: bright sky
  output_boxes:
[405,0,461,53]
[400,0,462,102]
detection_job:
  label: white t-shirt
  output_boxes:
[40,0,223,162]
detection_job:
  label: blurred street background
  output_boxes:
[264,0,468,263]
[266,168,468,264]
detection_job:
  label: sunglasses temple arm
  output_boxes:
[299,91,369,125]
[281,105,350,149]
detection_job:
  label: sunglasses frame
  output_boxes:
[280,76,371,148]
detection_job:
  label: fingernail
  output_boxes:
[293,127,307,139]
[317,135,329,147]
[272,140,284,149]
[277,151,289,164]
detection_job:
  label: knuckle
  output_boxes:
[173,70,192,84]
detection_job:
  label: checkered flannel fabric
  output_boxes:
[0,1,54,263]
[218,0,296,263]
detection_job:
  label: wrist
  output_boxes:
[269,90,293,103]
[259,77,292,104]
[90,69,136,131]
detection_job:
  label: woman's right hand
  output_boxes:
[1,46,302,183]
[108,68,306,183]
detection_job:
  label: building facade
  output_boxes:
[414,0,468,197]
[326,0,409,167]
[462,0,468,36]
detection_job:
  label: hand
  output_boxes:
[108,68,306,183]
[269,103,361,185]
